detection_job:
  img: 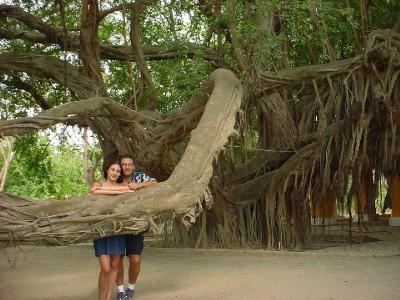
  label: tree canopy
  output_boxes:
[0,0,399,249]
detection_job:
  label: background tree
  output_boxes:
[0,137,15,191]
[0,0,399,249]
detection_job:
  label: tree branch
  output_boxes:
[0,5,66,42]
[6,75,52,110]
[80,0,105,93]
[0,96,145,137]
[0,54,98,98]
[0,27,219,62]
[257,29,400,93]
[129,7,157,109]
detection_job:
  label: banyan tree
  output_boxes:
[0,1,399,250]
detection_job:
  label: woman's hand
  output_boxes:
[91,186,101,191]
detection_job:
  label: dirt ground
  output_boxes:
[1,223,400,300]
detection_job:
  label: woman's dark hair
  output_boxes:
[103,159,123,183]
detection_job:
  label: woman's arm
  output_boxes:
[91,183,132,195]
[91,188,133,195]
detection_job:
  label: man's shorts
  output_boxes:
[93,235,125,257]
[125,233,144,256]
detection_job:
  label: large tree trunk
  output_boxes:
[0,68,242,246]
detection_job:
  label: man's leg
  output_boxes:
[128,254,141,284]
[124,255,141,300]
[116,259,125,295]
[125,234,144,300]
[116,259,124,285]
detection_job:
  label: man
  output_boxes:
[115,154,157,300]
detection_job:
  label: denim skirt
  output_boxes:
[93,234,125,256]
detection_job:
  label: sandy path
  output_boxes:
[1,239,399,300]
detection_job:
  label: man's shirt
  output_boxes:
[131,171,155,183]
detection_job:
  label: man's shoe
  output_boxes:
[116,291,125,300]
[125,288,135,300]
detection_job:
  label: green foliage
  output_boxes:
[104,60,137,104]
[150,57,213,114]
[5,133,90,199]
[6,133,56,198]
[50,146,90,198]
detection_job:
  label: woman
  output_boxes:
[91,159,133,300]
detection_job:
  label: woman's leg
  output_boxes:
[98,255,111,300]
[105,254,121,300]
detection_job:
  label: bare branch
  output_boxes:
[0,5,65,41]
[0,54,98,98]
[0,96,144,137]
[0,28,51,44]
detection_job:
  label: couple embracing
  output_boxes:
[91,154,157,300]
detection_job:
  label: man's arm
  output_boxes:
[128,179,157,190]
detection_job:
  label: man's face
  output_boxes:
[121,158,135,176]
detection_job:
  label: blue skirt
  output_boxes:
[93,234,125,256]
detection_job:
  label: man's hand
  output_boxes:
[128,182,141,190]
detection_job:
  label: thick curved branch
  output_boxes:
[0,28,55,44]
[0,54,98,98]
[0,68,242,245]
[0,28,219,62]
[257,55,362,93]
[0,96,144,137]
[149,75,217,146]
[0,5,66,42]
[103,43,220,62]
[257,29,400,94]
